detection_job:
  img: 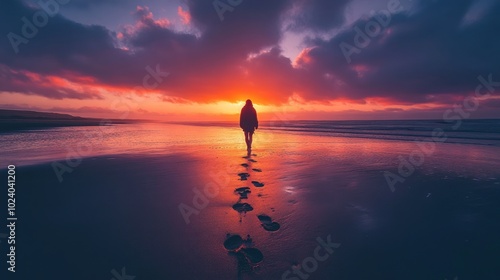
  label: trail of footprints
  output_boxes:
[223,153,281,273]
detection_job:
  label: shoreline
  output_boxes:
[0,109,143,133]
[0,118,140,133]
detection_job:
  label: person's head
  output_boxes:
[245,99,253,106]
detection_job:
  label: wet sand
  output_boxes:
[1,123,500,279]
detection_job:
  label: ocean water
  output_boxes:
[1,119,499,167]
[182,119,500,146]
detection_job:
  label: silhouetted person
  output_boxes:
[240,99,258,154]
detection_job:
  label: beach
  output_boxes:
[1,122,500,279]
[2,0,500,278]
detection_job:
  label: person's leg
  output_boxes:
[244,131,250,149]
[248,132,253,150]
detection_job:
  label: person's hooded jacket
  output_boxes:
[240,101,258,132]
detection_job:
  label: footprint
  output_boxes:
[224,235,264,274]
[241,163,249,168]
[240,248,264,263]
[232,203,254,213]
[235,187,251,199]
[257,214,272,224]
[257,214,281,232]
[251,181,264,187]
[238,173,250,180]
[262,222,280,232]
[224,234,244,251]
[239,193,249,199]
[248,159,257,162]
[252,168,262,172]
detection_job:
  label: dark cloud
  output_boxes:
[286,0,350,32]
[23,0,122,9]
[186,0,289,59]
[65,0,121,8]
[0,64,103,99]
[0,0,292,102]
[0,1,144,86]
[298,0,500,103]
[1,0,499,110]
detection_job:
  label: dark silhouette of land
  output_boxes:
[0,109,135,132]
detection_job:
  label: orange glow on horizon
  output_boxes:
[4,67,498,121]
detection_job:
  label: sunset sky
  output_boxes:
[1,0,499,121]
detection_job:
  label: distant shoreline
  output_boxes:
[0,109,138,133]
